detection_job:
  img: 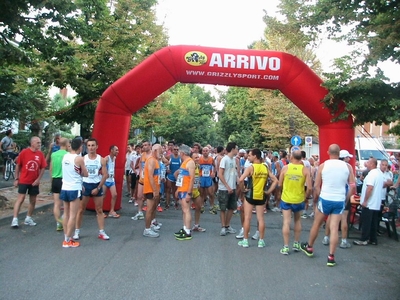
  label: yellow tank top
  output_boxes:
[247,163,268,201]
[281,163,306,204]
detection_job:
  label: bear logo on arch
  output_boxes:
[185,51,207,66]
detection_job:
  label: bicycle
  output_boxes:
[2,153,16,181]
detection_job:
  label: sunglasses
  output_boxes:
[173,148,179,150]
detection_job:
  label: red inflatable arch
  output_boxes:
[90,45,354,211]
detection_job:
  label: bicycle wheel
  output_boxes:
[4,159,11,181]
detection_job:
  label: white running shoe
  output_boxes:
[151,224,161,232]
[73,229,80,240]
[11,218,18,228]
[252,230,260,240]
[322,236,330,245]
[235,228,244,239]
[131,212,144,220]
[226,226,236,234]
[98,231,110,240]
[143,229,159,238]
[24,217,37,226]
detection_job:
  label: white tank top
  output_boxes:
[62,153,83,190]
[320,159,349,202]
[105,155,115,183]
[83,154,102,184]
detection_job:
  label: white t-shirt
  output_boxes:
[361,168,384,210]
[130,153,139,175]
[381,170,393,200]
[319,159,350,202]
[218,155,237,191]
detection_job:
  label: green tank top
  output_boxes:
[51,149,68,178]
[281,163,306,204]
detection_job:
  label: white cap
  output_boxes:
[339,150,353,158]
[239,149,246,154]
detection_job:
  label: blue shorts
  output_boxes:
[60,190,81,202]
[200,177,213,188]
[167,174,176,182]
[82,182,104,197]
[177,192,189,200]
[317,197,345,215]
[280,200,305,213]
[105,181,115,188]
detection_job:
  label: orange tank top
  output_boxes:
[176,158,193,192]
[138,152,148,184]
[143,156,160,194]
[199,156,214,177]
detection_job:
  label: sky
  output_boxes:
[155,0,399,82]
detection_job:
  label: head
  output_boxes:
[5,129,13,137]
[135,144,141,154]
[191,152,200,164]
[238,149,246,158]
[226,142,238,154]
[70,137,83,152]
[30,136,41,151]
[86,138,98,154]
[367,157,378,169]
[279,150,287,159]
[192,143,201,154]
[59,138,69,150]
[109,145,119,156]
[328,144,340,158]
[292,150,302,161]
[151,144,162,159]
[308,157,315,166]
[380,159,389,172]
[179,144,191,157]
[141,140,151,153]
[300,150,306,159]
[167,141,175,151]
[272,151,279,161]
[54,133,61,143]
[339,149,353,162]
[216,146,224,154]
[202,146,210,157]
[248,148,262,163]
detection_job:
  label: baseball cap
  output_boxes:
[339,150,353,158]
[239,149,246,154]
[272,151,279,157]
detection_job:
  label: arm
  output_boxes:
[93,157,108,195]
[278,165,287,194]
[238,165,253,192]
[45,142,53,162]
[361,185,374,208]
[313,163,324,202]
[147,158,160,198]
[76,156,88,177]
[218,167,232,193]
[346,164,356,203]
[186,160,195,201]
[303,167,312,199]
[266,171,278,195]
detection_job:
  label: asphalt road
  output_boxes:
[1,194,399,300]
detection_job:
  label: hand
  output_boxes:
[92,188,99,195]
[32,179,40,186]
[13,179,18,188]
[227,188,233,194]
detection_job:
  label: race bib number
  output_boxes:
[141,169,145,179]
[176,174,183,187]
[203,168,210,177]
[193,177,199,188]
[87,166,98,177]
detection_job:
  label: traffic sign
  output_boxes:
[291,146,300,152]
[290,135,302,146]
[305,136,312,148]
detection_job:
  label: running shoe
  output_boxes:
[98,231,110,240]
[24,217,37,226]
[339,240,351,248]
[300,242,314,257]
[236,228,244,239]
[191,203,196,210]
[280,246,289,255]
[131,212,144,220]
[263,208,267,214]
[192,225,206,232]
[353,240,368,246]
[134,201,138,206]
[142,206,148,212]
[220,227,226,236]
[73,229,80,240]
[271,207,281,212]
[152,220,162,227]
[226,226,236,234]
[308,212,314,218]
[322,236,330,245]
[174,228,185,237]
[11,218,18,228]
[164,205,169,210]
[200,206,205,213]
[209,207,217,215]
[151,224,161,232]
[301,213,308,219]
[143,229,160,238]
[292,242,301,252]
[128,198,134,203]
[327,254,336,267]
[62,240,80,248]
[238,239,249,248]
[252,231,260,240]
[56,223,63,231]
[258,239,266,248]
[157,205,163,212]
[175,231,192,240]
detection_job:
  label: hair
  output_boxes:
[250,148,262,159]
[226,142,237,153]
[369,157,378,167]
[6,129,12,136]
[87,137,98,145]
[193,142,202,150]
[292,151,302,160]
[301,150,306,159]
[109,145,117,151]
[129,143,134,147]
[168,140,175,145]
[179,144,191,156]
[381,159,388,165]
[216,146,224,153]
[71,137,82,151]
[141,140,150,146]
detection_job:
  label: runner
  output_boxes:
[103,145,120,218]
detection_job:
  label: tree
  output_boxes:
[288,0,400,134]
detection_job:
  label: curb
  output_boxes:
[0,202,54,227]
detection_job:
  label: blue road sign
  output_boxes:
[290,135,302,146]
[291,146,300,152]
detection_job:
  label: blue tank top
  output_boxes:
[167,155,181,180]
[52,144,60,153]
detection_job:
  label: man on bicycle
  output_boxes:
[1,129,19,160]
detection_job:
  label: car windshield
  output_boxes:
[359,150,389,161]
